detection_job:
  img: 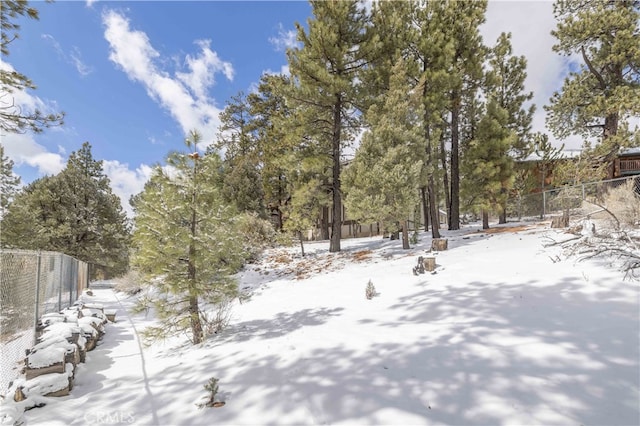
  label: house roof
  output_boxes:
[619,147,640,157]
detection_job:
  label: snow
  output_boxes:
[3,221,639,425]
[26,347,65,370]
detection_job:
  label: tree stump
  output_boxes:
[551,214,569,228]
[14,386,26,402]
[423,256,436,272]
[431,238,448,251]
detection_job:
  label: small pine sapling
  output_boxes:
[205,377,219,401]
[197,377,225,408]
[365,279,376,300]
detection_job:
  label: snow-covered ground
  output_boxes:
[11,221,640,425]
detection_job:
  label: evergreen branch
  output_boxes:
[580,45,607,90]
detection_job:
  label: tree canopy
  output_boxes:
[546,0,640,160]
[131,131,245,344]
[1,0,65,134]
[1,142,130,277]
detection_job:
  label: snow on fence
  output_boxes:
[0,250,88,396]
[508,175,640,220]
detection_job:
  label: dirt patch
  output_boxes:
[268,251,292,264]
[351,250,373,262]
[473,225,531,235]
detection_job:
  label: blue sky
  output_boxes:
[2,0,580,215]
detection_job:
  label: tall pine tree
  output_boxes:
[344,58,423,249]
[546,0,640,172]
[287,0,372,252]
[1,142,129,276]
[214,93,265,216]
[462,99,516,229]
[485,32,535,223]
[444,0,488,231]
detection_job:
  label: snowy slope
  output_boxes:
[13,222,640,425]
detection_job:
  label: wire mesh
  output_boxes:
[0,249,88,396]
[508,175,639,220]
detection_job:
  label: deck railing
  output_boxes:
[620,158,640,175]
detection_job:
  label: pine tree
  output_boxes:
[0,144,20,219]
[131,131,243,345]
[214,93,265,216]
[409,0,459,238]
[1,0,64,134]
[485,32,535,223]
[287,0,372,253]
[344,58,422,249]
[444,0,488,231]
[546,0,640,166]
[486,32,535,156]
[462,99,516,229]
[0,142,130,276]
[247,74,295,231]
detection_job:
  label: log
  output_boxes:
[431,238,448,251]
[43,377,72,397]
[25,362,65,380]
[65,346,80,367]
[105,309,117,322]
[423,256,436,272]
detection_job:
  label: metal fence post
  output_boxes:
[58,254,64,312]
[33,251,42,346]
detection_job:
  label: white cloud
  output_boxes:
[69,47,93,77]
[0,60,66,175]
[2,132,65,176]
[86,0,98,7]
[177,39,234,100]
[102,9,232,147]
[269,23,299,52]
[103,160,153,217]
[41,34,93,77]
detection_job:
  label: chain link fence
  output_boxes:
[508,175,640,220]
[0,250,88,396]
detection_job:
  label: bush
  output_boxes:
[235,212,277,263]
[365,279,376,300]
[604,180,640,228]
[113,270,144,295]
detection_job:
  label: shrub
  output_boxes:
[604,180,640,228]
[365,279,376,300]
[113,270,144,295]
[235,212,277,263]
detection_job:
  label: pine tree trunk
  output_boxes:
[321,205,330,240]
[189,155,203,345]
[603,112,619,179]
[440,128,451,229]
[449,91,461,231]
[499,204,507,224]
[428,178,441,239]
[298,231,305,257]
[482,210,490,230]
[189,294,203,344]
[330,96,342,253]
[420,186,429,232]
[401,220,410,249]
